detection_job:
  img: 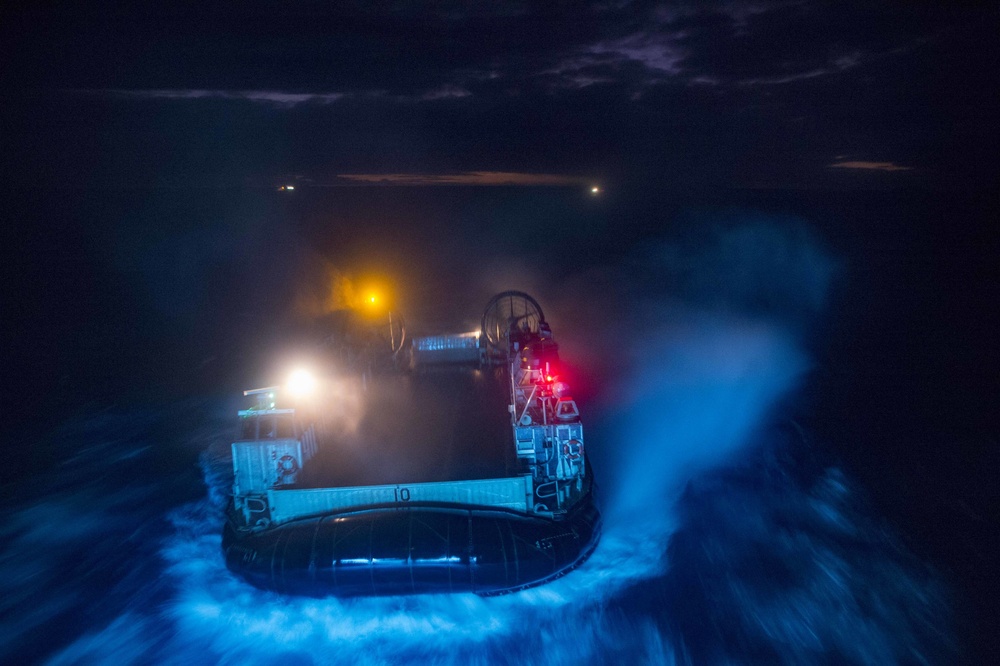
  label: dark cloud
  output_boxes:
[99,89,349,106]
[1,1,997,189]
[335,172,588,186]
[829,161,913,172]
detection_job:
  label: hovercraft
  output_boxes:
[222,291,600,596]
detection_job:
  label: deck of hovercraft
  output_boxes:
[293,366,515,490]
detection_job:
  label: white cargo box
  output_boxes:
[232,439,306,496]
[411,333,482,365]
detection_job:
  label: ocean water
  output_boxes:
[2,186,992,663]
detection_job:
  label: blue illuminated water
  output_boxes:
[3,187,990,663]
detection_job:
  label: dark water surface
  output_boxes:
[2,186,995,663]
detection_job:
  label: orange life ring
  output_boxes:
[277,455,299,476]
[562,439,583,461]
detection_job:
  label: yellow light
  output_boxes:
[369,295,377,304]
[287,369,316,397]
[590,186,600,194]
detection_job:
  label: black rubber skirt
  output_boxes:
[223,499,601,596]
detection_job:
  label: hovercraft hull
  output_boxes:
[222,291,601,597]
[223,497,600,597]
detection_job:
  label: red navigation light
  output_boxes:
[545,374,554,383]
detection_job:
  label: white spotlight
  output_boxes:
[287,369,316,396]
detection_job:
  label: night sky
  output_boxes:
[2,2,997,190]
[2,2,999,665]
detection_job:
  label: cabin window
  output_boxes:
[240,417,258,440]
[259,416,277,438]
[238,414,295,440]
[275,416,295,439]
